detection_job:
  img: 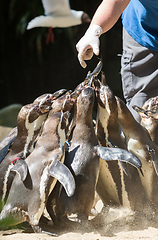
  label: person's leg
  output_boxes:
[121,27,158,122]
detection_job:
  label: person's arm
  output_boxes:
[76,0,130,68]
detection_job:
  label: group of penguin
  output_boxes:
[0,60,158,236]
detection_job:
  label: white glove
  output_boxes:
[76,25,103,68]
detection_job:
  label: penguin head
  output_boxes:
[142,96,158,121]
[132,105,158,123]
[144,110,158,120]
[93,79,106,109]
[27,104,51,123]
[33,93,54,106]
[16,104,51,131]
[142,96,158,111]
[50,90,80,114]
[76,86,95,118]
[60,111,71,130]
[33,89,67,106]
[15,104,52,155]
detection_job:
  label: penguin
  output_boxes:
[0,111,75,235]
[33,89,67,105]
[133,96,158,146]
[49,84,141,225]
[116,96,158,210]
[94,76,129,207]
[0,88,66,160]
[0,103,51,205]
[67,59,103,142]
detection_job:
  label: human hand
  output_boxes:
[76,25,102,68]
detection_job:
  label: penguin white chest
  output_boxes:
[127,138,146,158]
[97,106,109,139]
[127,138,153,199]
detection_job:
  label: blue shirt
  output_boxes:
[122,0,158,51]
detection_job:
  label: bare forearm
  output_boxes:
[90,0,130,34]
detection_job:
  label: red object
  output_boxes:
[46,27,55,44]
[12,157,21,165]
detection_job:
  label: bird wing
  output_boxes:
[49,159,75,197]
[42,0,71,16]
[27,13,82,29]
[27,16,54,29]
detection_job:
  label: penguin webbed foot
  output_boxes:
[31,224,58,236]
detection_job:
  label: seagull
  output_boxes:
[27,0,91,43]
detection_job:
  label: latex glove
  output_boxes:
[76,25,103,68]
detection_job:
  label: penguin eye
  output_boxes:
[46,94,51,100]
[34,106,40,113]
[100,90,104,97]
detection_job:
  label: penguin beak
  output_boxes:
[132,105,149,118]
[132,105,145,114]
[133,104,158,119]
[52,89,67,101]
[85,59,103,81]
[94,78,101,89]
[70,89,82,99]
[63,111,71,119]
[65,90,73,96]
[88,76,94,87]
[144,110,158,119]
[40,105,52,113]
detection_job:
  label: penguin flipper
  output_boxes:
[48,160,75,197]
[0,137,16,163]
[0,143,11,163]
[0,127,17,151]
[96,145,142,169]
[151,151,158,176]
[146,144,158,175]
[11,159,28,181]
[118,161,131,177]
